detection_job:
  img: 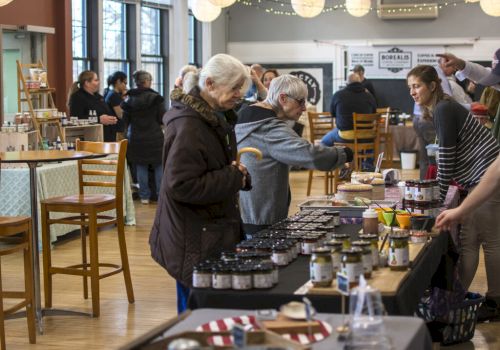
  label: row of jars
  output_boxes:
[310,233,410,288]
[403,200,441,217]
[404,180,440,203]
[284,211,341,227]
[193,260,279,290]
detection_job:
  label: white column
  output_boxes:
[169,0,189,89]
[97,0,104,91]
[135,1,142,70]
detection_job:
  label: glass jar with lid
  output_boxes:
[414,180,433,203]
[359,234,379,269]
[232,265,253,290]
[326,239,343,275]
[332,232,351,249]
[362,208,379,235]
[192,264,212,288]
[212,264,232,289]
[352,240,373,278]
[301,233,320,255]
[252,263,274,289]
[272,244,289,266]
[341,248,363,288]
[310,247,334,287]
[389,234,410,271]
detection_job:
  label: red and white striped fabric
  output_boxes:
[196,315,332,346]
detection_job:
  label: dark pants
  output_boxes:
[242,223,270,240]
[176,280,190,314]
[413,115,436,179]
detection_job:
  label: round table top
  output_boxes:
[0,150,95,163]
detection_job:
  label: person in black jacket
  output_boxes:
[68,70,118,141]
[121,70,166,204]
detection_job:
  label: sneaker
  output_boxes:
[140,199,149,205]
[477,299,499,322]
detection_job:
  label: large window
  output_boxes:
[72,0,90,81]
[103,0,129,82]
[141,6,164,94]
[188,13,202,67]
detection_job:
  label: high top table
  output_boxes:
[0,150,98,333]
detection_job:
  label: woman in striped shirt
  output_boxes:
[407,65,500,321]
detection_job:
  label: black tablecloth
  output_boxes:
[188,224,451,316]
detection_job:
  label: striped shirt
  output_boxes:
[434,99,499,201]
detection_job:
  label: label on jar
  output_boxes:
[389,247,409,267]
[414,186,433,202]
[253,273,273,288]
[272,267,279,285]
[272,252,288,266]
[302,241,318,255]
[433,185,440,201]
[212,273,232,289]
[310,261,333,283]
[404,186,414,200]
[193,272,211,288]
[232,274,252,290]
[371,247,379,267]
[342,262,363,283]
[331,252,342,272]
[361,254,373,274]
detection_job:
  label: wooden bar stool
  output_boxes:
[0,216,36,350]
[40,139,134,317]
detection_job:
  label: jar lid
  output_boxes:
[253,263,273,272]
[312,247,331,254]
[359,234,378,240]
[341,247,363,255]
[232,265,253,273]
[352,240,371,247]
[363,208,378,218]
[332,233,350,238]
[326,239,343,247]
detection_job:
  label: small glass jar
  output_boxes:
[331,232,351,249]
[252,264,274,289]
[310,247,333,287]
[405,180,415,204]
[359,234,379,269]
[352,240,373,278]
[232,265,253,290]
[362,208,379,235]
[301,234,320,255]
[325,240,343,275]
[212,264,232,289]
[341,248,363,288]
[414,180,433,203]
[389,234,410,271]
[413,202,433,216]
[192,264,212,288]
[331,211,341,227]
[431,180,440,202]
[272,244,289,266]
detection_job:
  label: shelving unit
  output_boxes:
[16,60,64,144]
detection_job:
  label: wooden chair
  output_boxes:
[376,107,394,168]
[352,113,381,171]
[0,217,36,349]
[40,139,134,317]
[306,111,336,196]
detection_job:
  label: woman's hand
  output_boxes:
[99,114,118,125]
[232,161,249,189]
[435,207,464,231]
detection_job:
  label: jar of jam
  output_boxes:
[212,264,232,289]
[332,232,351,249]
[414,180,433,203]
[192,264,212,288]
[301,233,320,255]
[359,234,379,269]
[404,180,415,203]
[431,180,440,201]
[232,265,253,290]
[252,263,273,289]
[413,202,433,216]
[362,208,379,235]
[352,241,373,278]
[310,247,333,287]
[272,244,289,266]
[389,234,410,271]
[341,248,363,288]
[325,240,343,275]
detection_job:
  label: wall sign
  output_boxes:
[290,70,321,106]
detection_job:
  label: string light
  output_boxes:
[235,0,483,17]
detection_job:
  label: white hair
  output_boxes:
[179,64,198,79]
[264,74,308,109]
[199,54,250,92]
[182,71,198,94]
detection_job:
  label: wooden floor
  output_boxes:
[2,169,498,349]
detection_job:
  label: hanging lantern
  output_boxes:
[291,0,325,18]
[208,0,236,7]
[464,0,479,2]
[480,0,500,16]
[345,0,371,17]
[190,0,221,22]
[0,0,14,6]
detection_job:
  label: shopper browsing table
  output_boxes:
[407,65,500,321]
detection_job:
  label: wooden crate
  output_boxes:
[0,131,38,152]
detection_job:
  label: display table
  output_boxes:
[385,124,419,160]
[120,308,432,350]
[0,155,136,244]
[189,224,450,316]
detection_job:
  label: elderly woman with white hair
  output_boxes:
[235,74,353,235]
[149,54,251,313]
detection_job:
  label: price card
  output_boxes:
[336,272,350,296]
[232,323,247,348]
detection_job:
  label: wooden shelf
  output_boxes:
[26,88,56,93]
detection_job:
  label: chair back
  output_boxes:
[352,113,380,169]
[307,111,334,145]
[76,139,128,204]
[376,107,390,134]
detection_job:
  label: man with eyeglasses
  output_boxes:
[235,74,353,236]
[321,73,377,171]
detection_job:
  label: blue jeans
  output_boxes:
[321,128,374,170]
[176,281,190,314]
[136,164,162,200]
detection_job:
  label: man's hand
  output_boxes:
[437,53,466,71]
[99,114,118,125]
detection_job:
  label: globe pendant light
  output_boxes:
[291,0,325,19]
[480,0,500,16]
[0,0,14,6]
[208,0,236,7]
[345,0,371,17]
[190,0,221,22]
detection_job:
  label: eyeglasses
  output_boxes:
[286,95,306,107]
